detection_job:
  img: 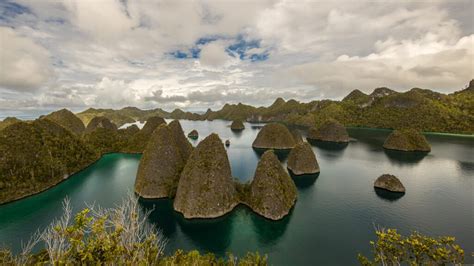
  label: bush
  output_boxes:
[0,193,268,265]
[358,227,464,265]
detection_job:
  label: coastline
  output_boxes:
[0,151,142,206]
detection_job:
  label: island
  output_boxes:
[252,123,297,149]
[287,142,320,175]
[307,119,350,143]
[383,129,431,152]
[374,174,406,193]
[230,120,245,131]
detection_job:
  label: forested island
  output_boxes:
[62,80,474,134]
[0,81,472,205]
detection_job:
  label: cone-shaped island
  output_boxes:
[174,134,239,218]
[374,174,406,193]
[252,123,296,149]
[383,129,431,152]
[230,120,245,131]
[307,119,349,143]
[287,142,320,175]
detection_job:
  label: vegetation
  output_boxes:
[358,228,464,265]
[383,129,431,152]
[42,109,85,135]
[252,122,296,149]
[0,120,97,204]
[0,117,21,131]
[0,194,266,265]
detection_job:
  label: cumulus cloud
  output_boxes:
[0,26,53,91]
[0,0,472,112]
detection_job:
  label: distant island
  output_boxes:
[0,80,472,206]
[62,80,474,134]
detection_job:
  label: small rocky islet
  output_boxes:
[374,174,406,193]
[230,120,245,131]
[187,129,199,139]
[383,129,431,152]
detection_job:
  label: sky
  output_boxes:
[0,0,473,114]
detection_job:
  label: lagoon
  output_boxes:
[0,120,473,265]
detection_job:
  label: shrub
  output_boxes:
[358,227,464,265]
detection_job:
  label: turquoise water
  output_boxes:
[0,120,473,265]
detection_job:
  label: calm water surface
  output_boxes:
[1,120,473,265]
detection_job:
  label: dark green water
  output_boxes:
[1,120,473,265]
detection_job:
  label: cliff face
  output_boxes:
[307,119,349,143]
[127,116,166,153]
[168,120,193,160]
[135,124,190,198]
[252,123,296,149]
[383,129,431,152]
[287,142,320,175]
[246,150,297,220]
[43,109,85,135]
[173,134,238,218]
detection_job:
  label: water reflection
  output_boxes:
[252,147,291,161]
[139,198,177,237]
[249,206,292,245]
[289,172,319,189]
[307,139,349,151]
[383,149,428,165]
[176,212,234,254]
[374,188,405,202]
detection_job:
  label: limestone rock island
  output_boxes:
[174,134,238,218]
[187,129,199,140]
[230,120,245,131]
[252,123,296,149]
[85,116,117,132]
[287,142,320,175]
[135,122,191,199]
[43,108,85,135]
[374,174,406,193]
[383,129,431,152]
[307,119,349,143]
[246,150,297,220]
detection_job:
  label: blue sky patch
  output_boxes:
[0,1,31,21]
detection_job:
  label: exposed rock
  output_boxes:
[287,142,320,175]
[374,174,405,193]
[307,119,349,143]
[168,120,193,160]
[225,139,230,146]
[252,123,296,149]
[174,134,238,218]
[291,129,304,143]
[135,124,189,198]
[85,116,117,132]
[140,116,166,135]
[126,117,166,153]
[188,129,199,139]
[383,129,431,152]
[43,109,85,134]
[246,150,297,220]
[370,87,396,98]
[230,120,245,131]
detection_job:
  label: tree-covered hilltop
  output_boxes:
[0,117,21,131]
[71,80,473,134]
[0,119,98,204]
[0,112,168,204]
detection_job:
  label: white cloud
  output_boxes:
[0,27,53,91]
[0,0,472,112]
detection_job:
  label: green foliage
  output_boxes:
[0,195,267,265]
[160,249,267,266]
[358,228,464,265]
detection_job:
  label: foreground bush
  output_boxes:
[358,228,464,265]
[0,194,267,265]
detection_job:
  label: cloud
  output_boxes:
[0,26,53,91]
[0,0,473,112]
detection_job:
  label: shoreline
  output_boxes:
[0,151,142,206]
